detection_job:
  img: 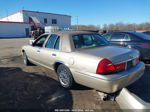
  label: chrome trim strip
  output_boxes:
[114,57,138,65]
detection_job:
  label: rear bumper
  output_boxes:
[72,62,145,93]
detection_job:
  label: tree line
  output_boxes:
[72,22,150,31]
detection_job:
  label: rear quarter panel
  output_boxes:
[57,51,100,74]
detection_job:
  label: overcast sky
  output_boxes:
[0,0,150,26]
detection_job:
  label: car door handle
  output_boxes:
[52,53,56,57]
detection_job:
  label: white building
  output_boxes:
[0,10,71,37]
[0,10,71,29]
[0,21,30,37]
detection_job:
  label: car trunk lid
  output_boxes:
[76,46,139,64]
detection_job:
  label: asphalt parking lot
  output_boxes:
[127,64,150,103]
[0,38,150,111]
[0,38,121,111]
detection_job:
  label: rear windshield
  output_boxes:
[143,31,150,35]
[134,32,150,40]
[72,34,109,49]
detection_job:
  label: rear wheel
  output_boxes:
[57,64,74,89]
[23,52,32,66]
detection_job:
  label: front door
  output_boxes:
[28,34,49,64]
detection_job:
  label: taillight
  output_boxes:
[96,58,115,74]
[96,58,126,75]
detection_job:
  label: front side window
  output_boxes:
[33,35,48,47]
[72,34,109,49]
[45,34,59,49]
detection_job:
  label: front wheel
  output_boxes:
[57,64,74,89]
[23,52,32,66]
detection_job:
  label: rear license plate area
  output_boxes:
[126,60,133,70]
[126,59,137,70]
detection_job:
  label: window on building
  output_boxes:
[29,17,33,23]
[52,19,57,24]
[44,18,47,24]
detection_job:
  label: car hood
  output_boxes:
[76,46,139,64]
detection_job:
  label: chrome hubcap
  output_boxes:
[59,69,69,86]
[23,54,27,64]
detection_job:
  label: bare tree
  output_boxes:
[71,22,150,31]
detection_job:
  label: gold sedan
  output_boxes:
[22,31,145,93]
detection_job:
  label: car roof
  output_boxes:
[107,31,137,34]
[45,30,97,36]
[104,31,150,40]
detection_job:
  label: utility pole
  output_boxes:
[76,16,79,30]
[134,24,136,31]
[22,6,24,10]
[6,10,9,21]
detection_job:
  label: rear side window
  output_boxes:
[134,32,150,40]
[72,34,109,49]
[82,35,93,45]
[143,31,150,35]
[130,34,141,41]
[110,33,125,41]
[45,34,59,49]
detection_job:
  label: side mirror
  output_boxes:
[29,40,35,46]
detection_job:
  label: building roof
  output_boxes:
[22,10,71,17]
[0,10,71,20]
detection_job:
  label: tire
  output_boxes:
[57,64,74,89]
[23,52,31,66]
